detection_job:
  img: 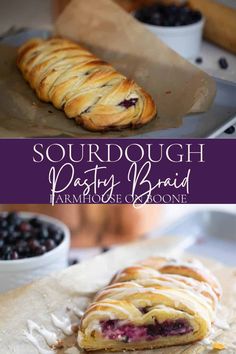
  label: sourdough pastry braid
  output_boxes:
[17,38,157,132]
[78,257,221,351]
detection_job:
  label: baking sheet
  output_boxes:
[69,210,236,266]
[0,1,216,139]
[1,29,235,138]
[152,210,236,266]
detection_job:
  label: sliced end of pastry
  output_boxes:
[78,297,210,351]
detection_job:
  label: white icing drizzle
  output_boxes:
[214,317,230,330]
[24,320,57,354]
[51,314,74,336]
[201,337,212,346]
[86,320,102,334]
[65,348,80,354]
[24,331,54,354]
[26,320,58,346]
[100,282,214,324]
[71,307,84,318]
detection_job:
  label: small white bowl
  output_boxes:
[144,18,205,59]
[0,212,70,293]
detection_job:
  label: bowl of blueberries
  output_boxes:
[0,211,70,293]
[134,3,204,59]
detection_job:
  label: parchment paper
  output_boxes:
[0,0,216,137]
[0,236,235,354]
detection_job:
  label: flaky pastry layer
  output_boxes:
[17,38,157,132]
[78,257,221,351]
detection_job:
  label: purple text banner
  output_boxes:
[0,139,235,205]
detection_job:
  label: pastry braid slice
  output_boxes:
[78,257,221,351]
[17,38,157,132]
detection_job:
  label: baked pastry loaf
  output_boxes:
[17,38,157,132]
[78,257,221,351]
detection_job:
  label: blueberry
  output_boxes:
[16,239,28,255]
[8,231,20,243]
[69,258,80,266]
[48,225,59,236]
[0,230,8,239]
[0,219,8,229]
[28,239,40,251]
[7,224,16,234]
[29,217,41,228]
[19,222,31,233]
[195,57,203,64]
[6,212,19,225]
[4,250,19,261]
[39,227,49,239]
[101,247,110,253]
[22,231,32,240]
[2,245,12,256]
[0,239,4,250]
[35,245,47,256]
[224,126,235,134]
[147,324,160,337]
[44,239,56,251]
[10,251,19,260]
[53,231,64,245]
[219,57,228,69]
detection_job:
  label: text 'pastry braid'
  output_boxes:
[78,256,221,351]
[17,38,157,132]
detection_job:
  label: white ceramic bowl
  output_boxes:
[0,212,70,293]
[144,18,205,59]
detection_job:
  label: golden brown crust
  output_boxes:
[139,257,222,298]
[17,38,157,132]
[78,257,221,351]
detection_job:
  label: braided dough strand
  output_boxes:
[17,38,157,131]
[78,257,221,351]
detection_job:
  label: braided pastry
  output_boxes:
[78,257,221,351]
[17,38,157,132]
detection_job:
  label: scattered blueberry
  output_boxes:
[0,212,65,261]
[101,247,110,253]
[135,4,202,27]
[195,57,203,64]
[224,126,235,135]
[219,57,228,70]
[69,258,80,266]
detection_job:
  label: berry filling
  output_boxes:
[101,319,193,343]
[119,98,138,109]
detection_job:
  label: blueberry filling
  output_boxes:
[119,98,138,109]
[101,319,193,343]
[139,307,150,314]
